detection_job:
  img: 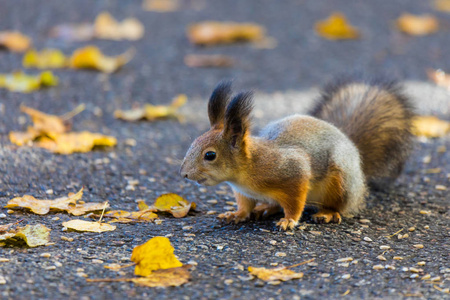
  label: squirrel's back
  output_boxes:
[309,78,415,188]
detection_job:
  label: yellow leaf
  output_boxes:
[6,188,84,215]
[187,21,266,45]
[248,266,303,282]
[94,12,144,41]
[20,105,68,134]
[434,0,450,12]
[9,127,41,146]
[315,13,360,40]
[62,220,116,233]
[396,14,439,36]
[0,224,51,248]
[0,31,32,52]
[35,131,117,154]
[137,199,150,211]
[412,116,450,138]
[69,46,134,73]
[143,0,180,12]
[102,209,158,223]
[153,193,194,218]
[0,71,58,93]
[23,48,68,69]
[131,236,183,276]
[67,202,110,216]
[114,94,187,122]
[131,266,191,287]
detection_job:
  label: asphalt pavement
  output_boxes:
[0,0,449,299]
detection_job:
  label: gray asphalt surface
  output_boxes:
[0,0,449,299]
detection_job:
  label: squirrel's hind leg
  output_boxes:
[252,203,282,220]
[312,209,342,224]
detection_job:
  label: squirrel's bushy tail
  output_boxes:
[310,78,415,188]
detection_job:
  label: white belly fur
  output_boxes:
[226,182,279,205]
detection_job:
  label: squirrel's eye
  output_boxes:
[204,151,216,161]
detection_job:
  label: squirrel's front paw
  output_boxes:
[218,211,250,224]
[276,218,298,230]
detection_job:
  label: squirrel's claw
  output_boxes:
[311,210,342,224]
[218,211,250,224]
[276,218,298,231]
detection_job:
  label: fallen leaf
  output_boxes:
[187,21,266,45]
[427,68,450,89]
[132,266,190,287]
[0,71,58,93]
[0,224,50,247]
[315,12,360,40]
[184,54,234,68]
[434,0,450,12]
[143,0,180,12]
[99,209,158,223]
[152,193,195,218]
[50,23,94,42]
[114,94,187,122]
[69,46,134,73]
[131,236,183,276]
[0,31,32,52]
[137,199,150,211]
[94,12,144,41]
[248,266,303,282]
[396,13,439,36]
[62,220,116,233]
[0,220,22,232]
[35,131,117,154]
[23,48,68,69]
[412,116,450,137]
[19,104,68,134]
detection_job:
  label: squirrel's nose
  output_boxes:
[179,165,189,179]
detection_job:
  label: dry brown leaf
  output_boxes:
[0,71,58,93]
[143,0,180,12]
[69,46,134,73]
[94,12,144,41]
[0,224,50,247]
[315,12,360,40]
[114,94,187,122]
[132,266,190,287]
[412,116,450,138]
[396,14,439,36]
[62,220,116,233]
[152,193,195,218]
[0,31,32,52]
[35,131,117,154]
[131,236,183,276]
[0,220,22,232]
[434,0,450,12]
[99,209,158,223]
[248,266,303,282]
[427,68,450,89]
[187,21,266,45]
[184,54,234,68]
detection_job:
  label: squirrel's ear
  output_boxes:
[224,91,254,148]
[208,81,232,128]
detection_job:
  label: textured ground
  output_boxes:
[0,0,449,299]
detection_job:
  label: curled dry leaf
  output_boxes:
[427,69,450,89]
[100,210,158,223]
[131,236,183,276]
[315,12,360,40]
[143,0,180,12]
[412,116,450,138]
[152,193,196,218]
[19,105,68,135]
[0,71,58,93]
[248,266,303,282]
[187,21,266,45]
[0,224,50,247]
[23,49,68,69]
[114,94,187,122]
[69,46,134,73]
[396,14,439,36]
[184,54,234,68]
[94,12,144,41]
[132,266,191,287]
[62,220,116,233]
[0,31,32,52]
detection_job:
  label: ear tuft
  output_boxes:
[224,91,254,146]
[208,80,232,127]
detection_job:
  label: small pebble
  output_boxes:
[409,267,420,273]
[363,237,373,242]
[51,217,60,221]
[224,279,233,285]
[275,252,286,257]
[92,259,104,264]
[124,138,137,147]
[342,274,351,279]
[77,272,88,278]
[187,260,198,266]
[422,155,431,164]
[0,276,6,284]
[0,213,6,218]
[417,261,426,266]
[198,188,207,193]
[182,226,193,230]
[424,225,430,229]
[321,273,330,278]
[224,206,235,211]
[44,266,56,271]
[413,244,424,249]
[410,274,419,279]
[54,261,62,267]
[62,227,67,232]
[154,219,163,225]
[385,265,396,270]
[45,189,53,195]
[430,276,441,282]
[270,263,278,266]
[338,263,349,267]
[267,280,281,285]
[61,236,73,242]
[40,253,51,258]
[402,267,409,272]
[76,268,84,272]
[217,245,224,250]
[269,240,277,245]
[7,210,14,214]
[359,219,371,224]
[408,227,416,232]
[206,211,217,215]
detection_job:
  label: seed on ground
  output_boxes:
[44,266,56,271]
[385,265,396,270]
[422,155,431,164]
[206,211,217,215]
[0,258,10,262]
[275,252,286,257]
[430,276,441,282]
[421,274,431,280]
[224,206,235,211]
[342,274,351,279]
[225,201,236,205]
[413,244,424,249]
[224,279,233,285]
[7,210,14,214]
[424,225,430,229]
[269,240,277,245]
[417,261,426,266]
[420,210,431,215]
[377,255,387,261]
[363,237,373,242]
[187,260,198,266]
[380,245,390,250]
[359,219,371,223]
[410,274,419,279]
[393,256,403,260]
[40,253,51,258]
[54,262,62,267]
[0,213,6,218]
[336,257,353,263]
[435,185,447,190]
[92,259,104,264]
[408,227,416,232]
[0,276,6,284]
[206,199,218,204]
[182,226,193,230]
[270,263,278,266]
[373,265,384,270]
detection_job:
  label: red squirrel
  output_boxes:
[180,79,414,230]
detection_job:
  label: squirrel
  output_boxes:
[180,78,415,230]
